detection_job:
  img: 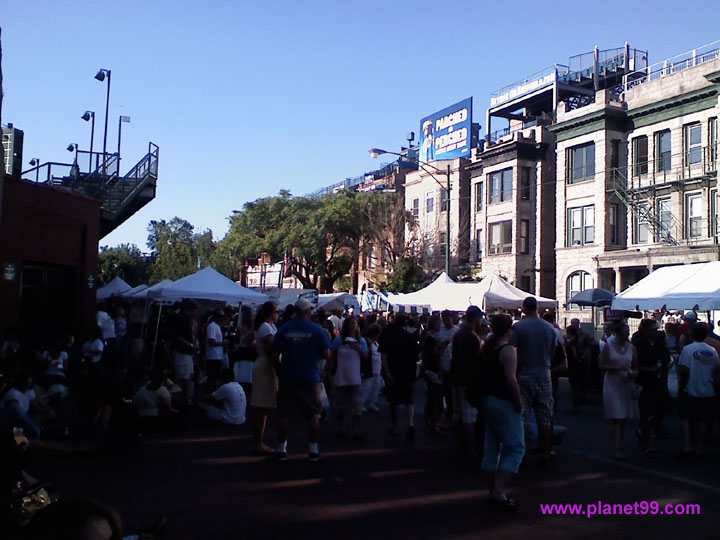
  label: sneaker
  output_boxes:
[274,451,288,461]
[308,452,321,462]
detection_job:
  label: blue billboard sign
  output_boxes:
[418,97,472,163]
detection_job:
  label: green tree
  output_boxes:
[219,190,366,292]
[146,217,217,283]
[98,244,149,286]
[382,256,424,293]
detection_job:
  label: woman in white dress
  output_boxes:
[598,320,639,460]
[250,302,279,455]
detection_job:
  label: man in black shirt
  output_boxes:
[379,314,420,441]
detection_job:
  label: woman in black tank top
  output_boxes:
[480,314,524,510]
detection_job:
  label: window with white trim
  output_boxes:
[411,198,419,219]
[608,204,619,245]
[685,123,702,165]
[567,205,594,246]
[566,270,594,311]
[475,182,484,212]
[425,191,434,214]
[633,136,648,176]
[635,202,650,244]
[475,228,483,261]
[489,221,512,254]
[686,193,702,238]
[655,130,671,172]
[489,168,512,203]
[520,219,530,254]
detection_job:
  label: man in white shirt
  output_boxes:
[205,309,229,387]
[199,369,246,425]
[96,304,117,370]
[678,323,720,457]
[436,310,459,426]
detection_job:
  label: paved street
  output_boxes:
[30,381,720,540]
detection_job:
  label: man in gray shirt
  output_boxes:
[511,297,556,461]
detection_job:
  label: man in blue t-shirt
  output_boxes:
[511,296,556,462]
[271,298,330,462]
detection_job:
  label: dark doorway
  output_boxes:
[20,264,77,347]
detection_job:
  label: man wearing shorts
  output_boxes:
[379,314,420,442]
[272,298,330,462]
[511,297,556,462]
[171,299,199,404]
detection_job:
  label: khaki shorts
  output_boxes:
[277,380,322,421]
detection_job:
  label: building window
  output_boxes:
[519,167,532,200]
[567,270,594,311]
[567,205,594,246]
[685,123,702,165]
[608,204,619,245]
[633,136,649,176]
[475,228,483,261]
[425,191,434,214]
[711,189,719,236]
[568,142,595,183]
[635,202,650,244]
[610,139,621,169]
[710,118,718,165]
[489,221,512,254]
[657,198,672,242]
[489,168,513,203]
[686,193,702,238]
[411,198,419,219]
[475,182,484,212]
[655,130,671,172]
[439,232,447,257]
[441,188,449,213]
[520,219,530,254]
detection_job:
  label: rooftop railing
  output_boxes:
[623,40,720,91]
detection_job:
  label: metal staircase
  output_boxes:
[610,167,682,245]
[21,143,158,239]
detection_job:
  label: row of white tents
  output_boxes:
[97,261,720,315]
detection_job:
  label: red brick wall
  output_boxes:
[0,174,101,338]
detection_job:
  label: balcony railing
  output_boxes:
[623,40,720,91]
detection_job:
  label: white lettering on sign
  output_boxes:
[435,127,468,155]
[435,108,468,131]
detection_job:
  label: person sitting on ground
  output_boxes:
[133,369,181,429]
[0,371,46,439]
[198,369,246,426]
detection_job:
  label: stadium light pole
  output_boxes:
[94,69,111,172]
[81,111,95,172]
[369,147,451,275]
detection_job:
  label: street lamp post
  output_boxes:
[369,148,451,275]
[81,111,95,172]
[117,116,131,173]
[94,69,111,172]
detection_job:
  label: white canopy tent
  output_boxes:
[126,279,173,300]
[97,276,131,300]
[149,267,268,305]
[611,262,720,311]
[380,272,557,312]
[120,283,148,298]
[318,292,361,313]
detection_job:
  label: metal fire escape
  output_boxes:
[610,142,718,246]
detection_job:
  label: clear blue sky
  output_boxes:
[4,1,719,251]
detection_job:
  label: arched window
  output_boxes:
[567,271,594,310]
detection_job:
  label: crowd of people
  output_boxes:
[1,293,719,531]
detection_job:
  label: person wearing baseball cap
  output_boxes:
[271,297,330,462]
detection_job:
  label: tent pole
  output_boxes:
[151,302,163,371]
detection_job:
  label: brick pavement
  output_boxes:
[29,387,720,540]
